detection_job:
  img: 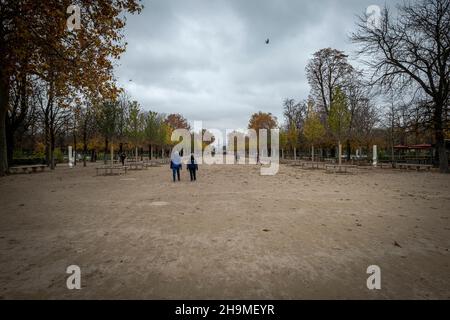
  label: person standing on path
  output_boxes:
[187,154,198,182]
[170,151,182,182]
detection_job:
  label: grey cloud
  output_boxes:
[116,0,401,131]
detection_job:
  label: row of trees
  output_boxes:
[1,0,448,173]
[277,48,379,162]
[11,86,192,166]
[352,0,449,172]
[93,100,191,163]
[277,0,449,172]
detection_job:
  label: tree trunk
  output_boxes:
[50,129,55,170]
[338,141,342,166]
[0,58,10,174]
[45,123,50,166]
[346,139,351,161]
[0,104,8,175]
[436,129,448,173]
[104,137,109,164]
[0,25,9,176]
[45,78,55,169]
[111,143,114,167]
[73,132,77,166]
[5,121,14,166]
[434,103,448,173]
[83,124,87,167]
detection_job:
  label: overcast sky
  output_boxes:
[116,0,398,132]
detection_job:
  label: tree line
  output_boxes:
[276,48,379,163]
[277,0,449,171]
[1,0,448,173]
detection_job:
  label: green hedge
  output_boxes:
[13,157,46,166]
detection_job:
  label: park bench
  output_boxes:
[149,158,170,165]
[127,162,146,170]
[325,164,357,174]
[301,162,326,170]
[144,160,164,167]
[9,164,46,174]
[96,165,128,176]
[396,163,432,171]
[378,162,394,169]
[352,159,371,166]
[286,160,304,167]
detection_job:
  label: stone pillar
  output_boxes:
[373,145,378,167]
[68,146,74,168]
[111,144,114,167]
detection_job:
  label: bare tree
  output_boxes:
[352,0,450,172]
[283,99,306,130]
[343,71,380,160]
[6,71,31,165]
[306,48,354,115]
[36,79,71,169]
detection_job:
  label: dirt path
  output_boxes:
[0,163,449,299]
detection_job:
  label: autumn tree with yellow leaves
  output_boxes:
[0,0,143,175]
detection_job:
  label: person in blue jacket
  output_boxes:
[170,151,182,182]
[187,154,198,182]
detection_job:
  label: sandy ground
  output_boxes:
[0,162,449,299]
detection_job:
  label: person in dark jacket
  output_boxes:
[120,152,127,166]
[187,154,198,181]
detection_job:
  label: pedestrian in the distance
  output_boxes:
[187,154,198,182]
[120,152,127,166]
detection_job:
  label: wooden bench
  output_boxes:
[379,162,394,169]
[9,165,46,174]
[127,162,146,170]
[149,158,170,166]
[325,164,357,174]
[302,162,326,170]
[286,160,304,167]
[143,160,163,168]
[352,159,371,166]
[96,165,128,176]
[397,163,432,171]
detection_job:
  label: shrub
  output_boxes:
[53,148,64,163]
